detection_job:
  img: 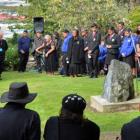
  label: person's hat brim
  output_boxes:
[0,92,37,104]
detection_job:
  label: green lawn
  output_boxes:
[1,71,140,133]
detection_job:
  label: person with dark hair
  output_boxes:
[87,23,101,78]
[36,35,57,75]
[0,82,41,140]
[117,21,125,42]
[44,94,100,140]
[68,29,85,77]
[105,26,121,70]
[81,28,89,74]
[61,29,72,76]
[119,28,136,75]
[135,25,140,78]
[18,30,32,72]
[32,30,44,73]
[0,32,8,80]
[53,32,62,69]
[98,39,107,74]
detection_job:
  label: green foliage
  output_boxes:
[5,35,19,70]
[127,6,140,30]
[18,0,129,33]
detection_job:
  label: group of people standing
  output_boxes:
[32,22,140,78]
[0,22,140,79]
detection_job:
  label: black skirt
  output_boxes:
[45,52,57,72]
[105,53,118,65]
[69,63,82,75]
[121,54,135,68]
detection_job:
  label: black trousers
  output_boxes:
[18,52,29,72]
[0,57,4,74]
[34,53,42,72]
[88,52,99,77]
[62,53,69,76]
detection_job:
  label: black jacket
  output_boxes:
[44,116,100,140]
[121,116,140,140]
[88,31,101,53]
[68,37,84,64]
[105,34,121,55]
[0,39,8,60]
[0,103,41,140]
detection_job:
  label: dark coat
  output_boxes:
[0,39,8,61]
[88,31,101,53]
[105,34,121,55]
[68,36,84,64]
[44,116,100,140]
[121,116,140,140]
[0,103,41,140]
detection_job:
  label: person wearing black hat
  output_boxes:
[44,94,100,140]
[87,23,101,78]
[0,82,41,140]
[18,30,32,72]
[0,32,8,80]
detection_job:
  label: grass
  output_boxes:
[1,71,140,134]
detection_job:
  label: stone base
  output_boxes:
[90,96,140,112]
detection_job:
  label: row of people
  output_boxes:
[0,22,140,79]
[0,82,139,140]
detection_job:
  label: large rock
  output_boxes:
[102,60,135,103]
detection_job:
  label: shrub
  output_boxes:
[5,43,19,71]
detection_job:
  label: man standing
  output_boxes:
[61,29,72,76]
[32,30,44,73]
[88,24,101,78]
[0,32,8,80]
[117,22,125,42]
[81,29,89,74]
[0,82,41,140]
[18,30,32,72]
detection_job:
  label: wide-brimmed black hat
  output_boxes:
[0,82,37,104]
[62,94,86,114]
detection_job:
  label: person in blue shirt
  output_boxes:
[120,28,136,75]
[18,30,32,72]
[61,29,72,76]
[98,40,107,74]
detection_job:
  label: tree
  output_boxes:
[19,0,129,33]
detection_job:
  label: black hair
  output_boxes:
[59,108,84,123]
[91,23,98,28]
[118,21,125,26]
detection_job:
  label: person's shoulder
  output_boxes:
[84,119,100,131]
[24,108,40,118]
[123,116,140,130]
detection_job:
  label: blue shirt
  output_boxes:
[98,45,107,63]
[18,37,32,52]
[120,35,136,57]
[61,34,72,53]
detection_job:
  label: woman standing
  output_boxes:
[68,29,84,77]
[105,27,121,69]
[44,94,100,140]
[36,35,57,74]
[0,32,8,80]
[120,28,136,75]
